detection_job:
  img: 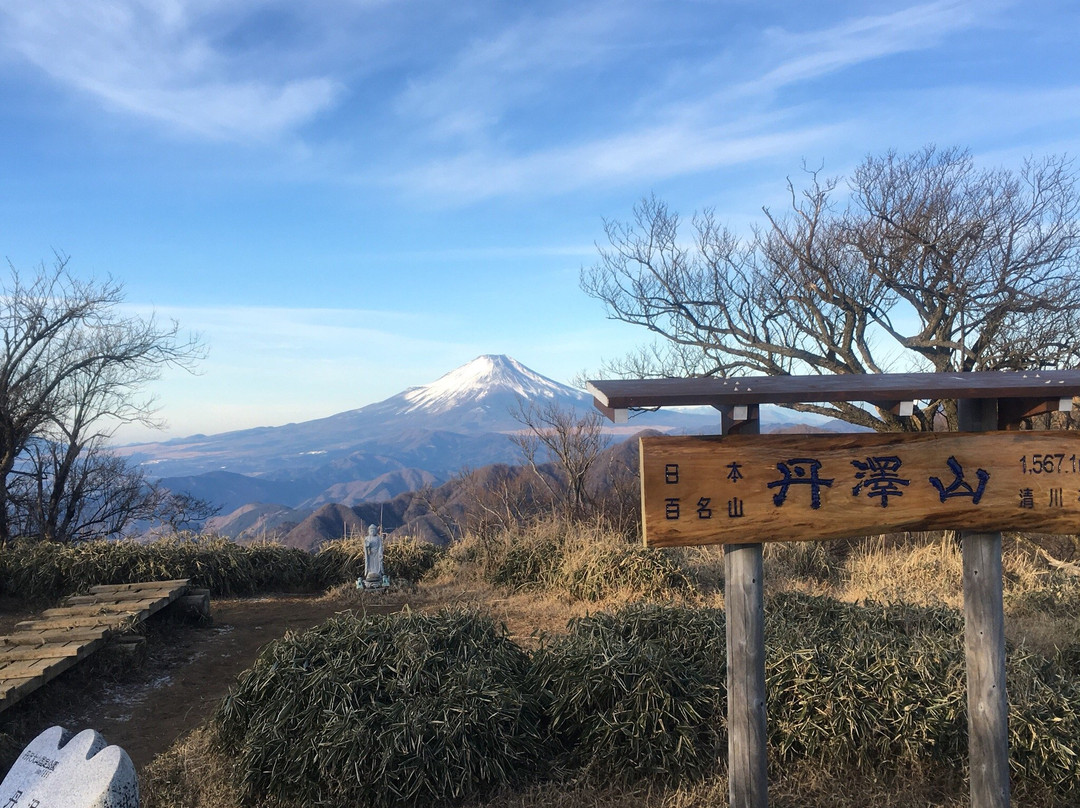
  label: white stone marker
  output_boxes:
[0,726,138,808]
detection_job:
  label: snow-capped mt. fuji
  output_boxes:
[116,354,599,481]
[399,355,585,414]
[356,354,587,428]
[113,352,717,492]
[115,353,777,516]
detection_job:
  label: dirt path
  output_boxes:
[2,593,399,773]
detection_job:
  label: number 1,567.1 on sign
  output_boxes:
[1020,454,1078,474]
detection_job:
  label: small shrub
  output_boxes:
[763,540,842,589]
[1005,569,1080,650]
[765,592,1080,801]
[482,526,562,592]
[214,608,549,807]
[308,536,367,589]
[0,535,314,602]
[766,593,968,769]
[561,544,693,602]
[383,536,446,582]
[532,604,727,784]
[465,518,694,602]
[1006,645,1080,792]
[240,540,311,593]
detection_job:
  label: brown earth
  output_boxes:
[0,592,399,774]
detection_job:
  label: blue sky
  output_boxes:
[1,0,1078,442]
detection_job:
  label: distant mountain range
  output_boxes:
[117,354,847,542]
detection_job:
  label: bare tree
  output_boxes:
[155,490,221,534]
[10,446,150,541]
[582,146,1080,431]
[510,400,609,520]
[452,464,549,539]
[0,256,203,542]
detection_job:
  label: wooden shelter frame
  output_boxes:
[586,369,1080,808]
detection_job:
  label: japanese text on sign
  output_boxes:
[640,433,1080,547]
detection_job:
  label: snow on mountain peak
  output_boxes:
[400,354,584,414]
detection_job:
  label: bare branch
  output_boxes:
[582,146,1080,432]
[0,257,204,542]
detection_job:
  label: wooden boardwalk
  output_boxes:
[0,579,198,713]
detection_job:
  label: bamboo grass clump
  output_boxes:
[532,604,727,784]
[213,608,549,808]
[473,518,693,600]
[0,533,447,605]
[765,593,1080,795]
[200,595,1080,804]
[0,535,313,602]
[560,544,692,601]
[766,593,968,768]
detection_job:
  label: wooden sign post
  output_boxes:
[718,406,766,808]
[638,427,1080,808]
[585,370,1080,808]
[960,399,1010,808]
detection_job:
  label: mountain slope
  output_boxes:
[117,354,717,480]
[128,354,840,520]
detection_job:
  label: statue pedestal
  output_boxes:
[356,574,391,590]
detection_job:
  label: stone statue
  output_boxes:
[363,524,384,586]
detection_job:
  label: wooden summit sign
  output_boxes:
[592,370,1080,808]
[641,431,1080,546]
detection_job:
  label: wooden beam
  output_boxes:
[88,579,189,594]
[997,397,1072,429]
[591,399,629,423]
[588,370,1080,412]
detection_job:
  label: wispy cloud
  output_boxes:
[0,0,1024,198]
[394,2,629,140]
[390,0,996,201]
[125,302,451,352]
[743,0,987,96]
[400,118,843,201]
[0,0,341,140]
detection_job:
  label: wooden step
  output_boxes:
[0,578,200,713]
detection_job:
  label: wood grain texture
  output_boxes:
[726,543,768,808]
[589,369,1080,410]
[964,532,1011,808]
[721,411,768,808]
[641,432,1080,546]
[0,579,194,712]
[959,398,1011,808]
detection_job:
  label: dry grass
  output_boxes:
[460,777,729,808]
[138,743,1052,808]
[766,760,969,808]
[461,762,974,808]
[134,523,1080,808]
[142,728,242,808]
[843,533,965,607]
[420,517,695,608]
[326,577,590,649]
[835,531,1080,655]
